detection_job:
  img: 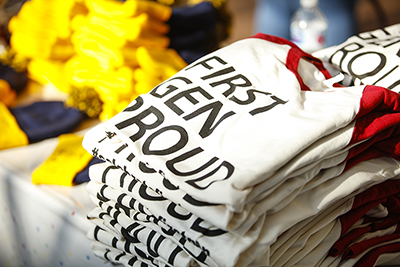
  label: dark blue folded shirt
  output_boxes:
[10,101,86,143]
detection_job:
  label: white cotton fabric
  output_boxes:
[86,162,264,267]
[83,37,368,214]
[85,156,400,267]
[83,118,361,234]
[313,23,400,93]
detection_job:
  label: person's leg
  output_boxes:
[253,0,299,40]
[318,0,358,46]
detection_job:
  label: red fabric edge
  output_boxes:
[249,33,333,90]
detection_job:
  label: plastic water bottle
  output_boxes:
[290,0,328,53]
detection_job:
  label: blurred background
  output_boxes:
[224,0,400,45]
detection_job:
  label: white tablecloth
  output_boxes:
[0,135,115,267]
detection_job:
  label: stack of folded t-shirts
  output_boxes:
[82,32,400,266]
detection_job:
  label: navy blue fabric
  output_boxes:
[10,101,86,143]
[167,2,217,36]
[167,2,218,62]
[177,48,209,64]
[169,26,215,50]
[73,157,104,184]
[0,62,28,94]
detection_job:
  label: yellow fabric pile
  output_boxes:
[7,0,188,121]
[0,0,230,186]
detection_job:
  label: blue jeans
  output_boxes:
[253,0,358,47]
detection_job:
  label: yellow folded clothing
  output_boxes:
[133,67,162,85]
[125,28,170,48]
[8,0,86,59]
[136,46,187,80]
[32,133,93,186]
[0,79,17,107]
[120,46,139,67]
[0,102,29,150]
[65,57,134,100]
[27,59,69,92]
[86,0,172,21]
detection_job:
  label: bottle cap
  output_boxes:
[300,0,318,8]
